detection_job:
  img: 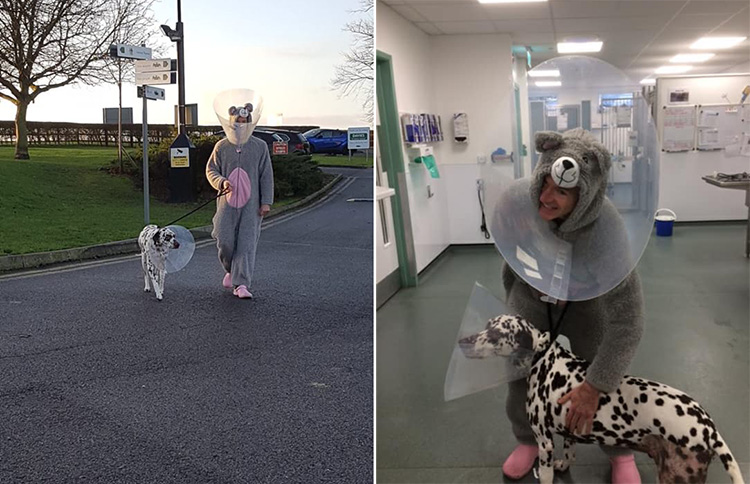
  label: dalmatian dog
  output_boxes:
[459,315,745,484]
[137,224,180,301]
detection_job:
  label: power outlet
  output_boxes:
[477,154,488,164]
[476,179,484,190]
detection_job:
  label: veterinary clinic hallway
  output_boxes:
[376,223,749,483]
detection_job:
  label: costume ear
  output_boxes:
[589,141,612,173]
[228,106,237,116]
[535,131,564,153]
[244,103,253,113]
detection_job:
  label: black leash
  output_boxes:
[162,188,228,227]
[532,300,572,365]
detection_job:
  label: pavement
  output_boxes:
[0,173,344,274]
[0,166,374,483]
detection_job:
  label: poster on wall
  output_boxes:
[662,105,695,152]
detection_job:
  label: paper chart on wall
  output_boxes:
[662,106,695,152]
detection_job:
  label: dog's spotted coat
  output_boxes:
[138,224,179,301]
[459,315,744,484]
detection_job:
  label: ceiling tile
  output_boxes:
[509,31,556,44]
[551,0,683,19]
[391,5,428,22]
[669,13,738,30]
[412,4,491,22]
[681,1,749,15]
[432,20,497,34]
[492,18,554,34]
[555,16,667,34]
[414,22,444,35]
[479,3,551,20]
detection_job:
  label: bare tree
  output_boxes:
[331,0,373,125]
[0,0,161,159]
[99,1,166,172]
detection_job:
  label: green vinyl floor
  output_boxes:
[376,223,749,483]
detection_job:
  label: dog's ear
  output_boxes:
[152,230,162,246]
[516,329,533,351]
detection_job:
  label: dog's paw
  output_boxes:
[156,295,163,301]
[144,287,151,292]
[553,459,570,472]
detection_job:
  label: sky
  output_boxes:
[0,0,370,129]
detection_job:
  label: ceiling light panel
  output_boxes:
[690,37,746,50]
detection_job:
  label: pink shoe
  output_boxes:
[222,273,232,288]
[233,285,253,299]
[611,454,641,484]
[502,444,538,479]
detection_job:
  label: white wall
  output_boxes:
[655,74,750,221]
[377,4,518,274]
[376,2,450,277]
[430,34,515,247]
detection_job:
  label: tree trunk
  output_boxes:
[14,99,30,160]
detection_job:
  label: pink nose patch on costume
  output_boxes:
[227,167,251,208]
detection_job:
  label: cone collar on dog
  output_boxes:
[479,56,659,302]
[444,283,541,401]
[164,225,195,273]
[213,88,264,146]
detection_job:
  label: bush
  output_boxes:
[112,135,327,202]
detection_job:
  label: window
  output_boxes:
[600,93,633,108]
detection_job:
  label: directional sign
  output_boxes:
[135,59,176,73]
[109,43,152,60]
[137,85,165,101]
[135,71,176,86]
[347,127,370,149]
[170,147,189,168]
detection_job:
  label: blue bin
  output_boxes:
[655,208,676,237]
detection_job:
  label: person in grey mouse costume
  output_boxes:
[501,128,645,484]
[206,102,274,299]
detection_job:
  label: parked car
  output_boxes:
[252,130,286,154]
[265,128,311,154]
[302,128,350,155]
[210,127,285,155]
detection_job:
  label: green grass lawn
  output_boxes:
[0,145,300,255]
[312,152,373,168]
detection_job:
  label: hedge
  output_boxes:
[112,134,327,202]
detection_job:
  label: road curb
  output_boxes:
[0,174,344,274]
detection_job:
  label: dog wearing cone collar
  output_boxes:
[138,224,180,301]
[460,315,745,484]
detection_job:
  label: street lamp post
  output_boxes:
[161,0,195,203]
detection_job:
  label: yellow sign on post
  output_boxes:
[170,147,189,168]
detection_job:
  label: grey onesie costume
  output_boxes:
[503,129,644,457]
[206,136,274,288]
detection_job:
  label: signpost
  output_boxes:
[347,126,371,165]
[109,43,152,61]
[108,44,153,173]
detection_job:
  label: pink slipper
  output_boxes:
[233,285,253,299]
[611,454,641,484]
[502,444,538,479]
[222,273,232,288]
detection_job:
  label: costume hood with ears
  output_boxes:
[531,128,612,233]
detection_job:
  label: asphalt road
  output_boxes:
[0,167,373,483]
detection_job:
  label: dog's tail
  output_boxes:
[713,430,745,483]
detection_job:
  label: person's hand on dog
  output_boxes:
[222,179,232,193]
[558,380,600,435]
[259,204,270,217]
